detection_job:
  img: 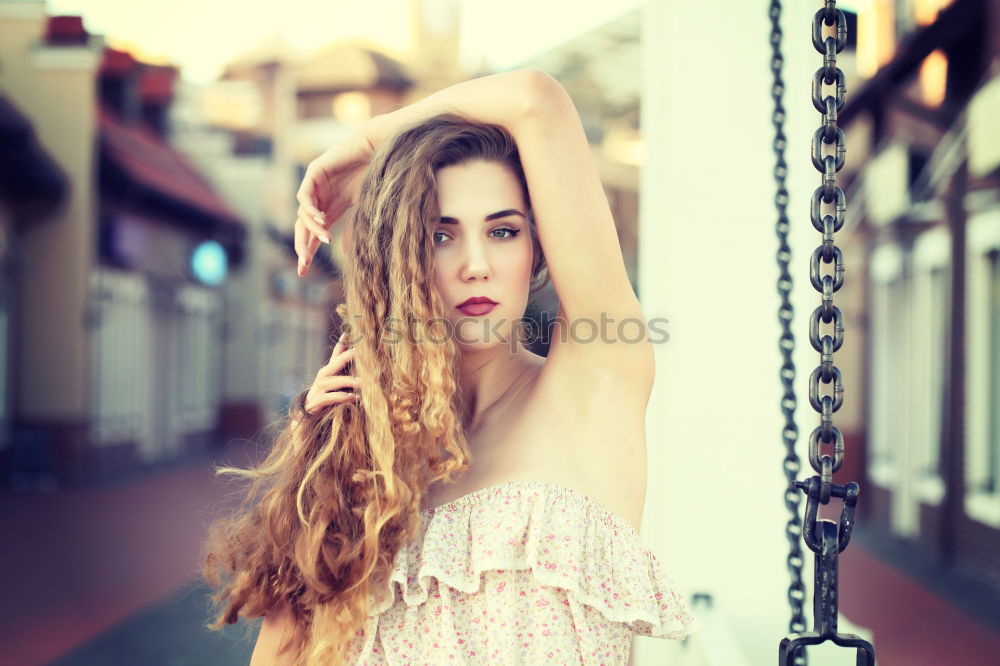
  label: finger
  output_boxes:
[315,375,361,393]
[294,220,310,276]
[304,391,358,414]
[297,209,328,247]
[317,341,347,375]
[299,207,330,244]
[320,347,356,377]
[296,207,330,246]
[296,171,324,221]
[330,333,347,361]
[331,332,348,358]
[295,165,318,206]
[296,213,325,277]
[304,233,322,268]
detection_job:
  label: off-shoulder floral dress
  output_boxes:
[343,479,700,665]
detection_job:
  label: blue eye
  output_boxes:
[433,228,519,244]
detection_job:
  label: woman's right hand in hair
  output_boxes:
[295,123,380,277]
[295,333,360,424]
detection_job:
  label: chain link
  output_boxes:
[775,3,875,662]
[807,0,847,496]
[768,2,809,663]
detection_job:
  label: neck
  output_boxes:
[457,341,530,433]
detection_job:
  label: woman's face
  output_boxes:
[432,159,534,351]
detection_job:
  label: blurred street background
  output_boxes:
[1,0,1000,664]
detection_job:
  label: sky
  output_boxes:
[45,0,644,84]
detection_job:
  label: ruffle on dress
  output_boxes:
[349,479,700,665]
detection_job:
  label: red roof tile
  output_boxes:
[46,16,89,46]
[138,67,177,103]
[99,48,136,76]
[99,108,242,226]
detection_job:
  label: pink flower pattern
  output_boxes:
[343,480,700,665]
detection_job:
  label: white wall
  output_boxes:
[635,0,869,663]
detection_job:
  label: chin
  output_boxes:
[450,310,521,351]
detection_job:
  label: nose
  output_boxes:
[460,237,491,282]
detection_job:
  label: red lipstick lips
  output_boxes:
[456,296,497,316]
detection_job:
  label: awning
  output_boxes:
[0,96,69,225]
[99,108,243,228]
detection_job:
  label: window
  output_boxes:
[88,269,151,450]
[869,244,905,486]
[965,211,1000,527]
[912,226,950,504]
[175,285,223,434]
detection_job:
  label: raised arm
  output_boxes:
[365,69,538,147]
[295,70,537,274]
[504,71,648,360]
[297,69,651,380]
[371,70,647,358]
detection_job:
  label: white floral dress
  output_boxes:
[344,479,700,665]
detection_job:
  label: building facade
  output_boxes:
[844,0,1000,598]
[0,5,249,485]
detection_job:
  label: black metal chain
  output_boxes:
[768,1,808,664]
[807,0,848,500]
[774,1,875,663]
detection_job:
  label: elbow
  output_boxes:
[515,69,570,119]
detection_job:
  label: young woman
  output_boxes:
[203,69,699,665]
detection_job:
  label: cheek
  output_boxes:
[507,238,534,278]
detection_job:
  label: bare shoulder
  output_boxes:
[251,603,299,666]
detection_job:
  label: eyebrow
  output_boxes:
[439,209,526,225]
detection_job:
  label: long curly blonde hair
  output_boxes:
[202,113,550,665]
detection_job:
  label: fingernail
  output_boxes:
[320,235,330,244]
[313,216,324,225]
